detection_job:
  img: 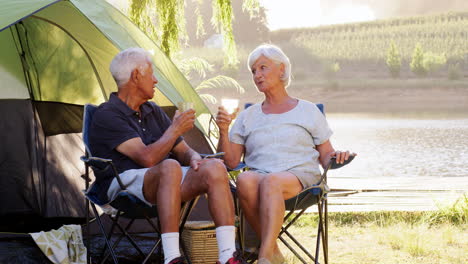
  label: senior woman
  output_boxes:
[216,44,354,264]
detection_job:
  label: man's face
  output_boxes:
[137,62,158,100]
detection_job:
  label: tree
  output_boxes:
[185,0,269,45]
[128,0,261,67]
[386,41,401,78]
[410,43,426,77]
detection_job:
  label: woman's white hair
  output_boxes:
[247,44,291,87]
[110,47,153,87]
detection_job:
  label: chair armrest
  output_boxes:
[227,162,248,172]
[200,152,225,159]
[81,156,112,170]
[80,155,126,191]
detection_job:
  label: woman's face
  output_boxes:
[251,55,284,93]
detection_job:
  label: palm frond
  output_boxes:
[195,75,245,94]
[199,93,218,104]
[177,57,214,79]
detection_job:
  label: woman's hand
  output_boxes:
[215,106,238,132]
[332,150,356,164]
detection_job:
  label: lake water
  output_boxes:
[322,114,468,212]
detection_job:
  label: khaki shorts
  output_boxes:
[107,166,190,206]
[249,168,321,190]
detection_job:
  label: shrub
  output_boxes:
[423,52,446,76]
[410,43,426,77]
[323,61,340,80]
[386,41,402,78]
[448,63,461,80]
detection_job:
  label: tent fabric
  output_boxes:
[0,99,42,216]
[0,99,87,218]
[0,0,59,32]
[0,29,30,99]
[0,0,216,222]
[34,102,84,136]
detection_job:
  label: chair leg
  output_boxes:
[99,213,119,264]
[278,193,326,264]
[316,202,323,264]
[141,228,161,264]
[90,204,119,263]
[324,198,329,264]
[279,207,318,263]
[234,192,244,253]
[281,228,316,262]
[100,215,127,264]
[85,198,91,264]
[114,219,146,257]
[278,234,308,264]
[317,198,328,264]
[101,217,149,263]
[141,216,162,264]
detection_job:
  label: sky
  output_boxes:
[259,0,376,30]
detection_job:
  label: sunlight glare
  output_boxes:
[260,0,322,30]
[321,4,376,25]
[260,0,376,30]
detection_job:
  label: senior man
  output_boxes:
[89,48,245,264]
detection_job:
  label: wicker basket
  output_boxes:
[182,221,219,263]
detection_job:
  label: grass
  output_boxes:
[275,196,468,264]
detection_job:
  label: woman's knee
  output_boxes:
[259,174,282,194]
[236,172,260,196]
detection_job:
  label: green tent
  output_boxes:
[0,0,214,222]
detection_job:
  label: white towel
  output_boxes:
[30,224,87,264]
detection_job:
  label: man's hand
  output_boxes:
[215,106,238,132]
[171,109,196,136]
[190,158,224,171]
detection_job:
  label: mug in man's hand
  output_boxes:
[178,102,193,112]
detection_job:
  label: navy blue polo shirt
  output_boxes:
[88,93,182,195]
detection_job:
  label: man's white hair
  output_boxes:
[110,47,153,87]
[247,44,291,87]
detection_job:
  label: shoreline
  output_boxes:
[205,78,468,116]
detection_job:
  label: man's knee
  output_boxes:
[159,158,181,170]
[151,159,182,183]
[200,159,228,184]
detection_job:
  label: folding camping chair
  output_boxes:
[80,104,198,264]
[231,103,354,264]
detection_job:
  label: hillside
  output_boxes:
[265,11,468,79]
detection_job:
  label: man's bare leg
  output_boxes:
[143,159,183,264]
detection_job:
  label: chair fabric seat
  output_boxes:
[85,177,158,219]
[109,192,158,219]
[284,187,321,211]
